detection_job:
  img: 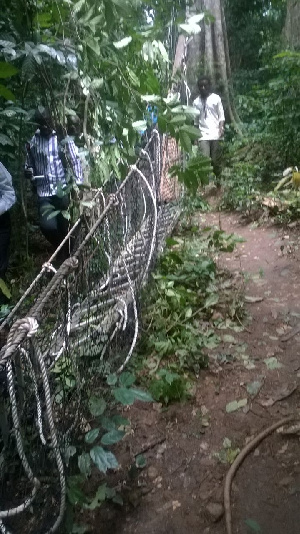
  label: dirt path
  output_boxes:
[90,209,300,534]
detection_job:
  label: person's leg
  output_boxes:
[38,196,61,248]
[0,212,11,279]
[199,140,211,159]
[38,194,73,262]
[55,195,72,260]
[55,195,70,244]
[210,141,222,185]
[0,212,11,305]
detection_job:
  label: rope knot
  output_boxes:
[8,317,39,344]
[42,262,57,274]
[61,257,79,271]
[108,194,119,206]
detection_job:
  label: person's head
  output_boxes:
[33,106,53,137]
[67,114,81,136]
[198,76,211,98]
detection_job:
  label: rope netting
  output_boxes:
[0,131,182,533]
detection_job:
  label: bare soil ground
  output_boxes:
[82,205,300,534]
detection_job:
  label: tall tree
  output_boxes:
[284,0,300,49]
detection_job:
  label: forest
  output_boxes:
[0,1,300,533]
[0,0,299,290]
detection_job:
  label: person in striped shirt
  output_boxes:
[25,107,83,249]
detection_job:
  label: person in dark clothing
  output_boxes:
[25,107,83,249]
[0,161,15,282]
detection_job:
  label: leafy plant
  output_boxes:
[59,370,153,519]
[220,162,263,214]
[169,146,212,193]
[136,222,244,380]
[149,369,188,405]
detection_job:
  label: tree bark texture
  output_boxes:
[284,0,300,49]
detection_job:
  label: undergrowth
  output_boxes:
[135,217,245,404]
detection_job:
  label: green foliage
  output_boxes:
[220,161,263,214]
[52,367,151,521]
[245,519,262,533]
[169,146,212,194]
[149,369,188,405]
[225,0,286,72]
[214,437,240,465]
[0,279,11,300]
[137,225,243,378]
[264,52,300,166]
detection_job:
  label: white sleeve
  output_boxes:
[193,97,200,126]
[217,96,225,123]
[0,162,16,216]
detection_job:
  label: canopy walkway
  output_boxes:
[0,132,182,533]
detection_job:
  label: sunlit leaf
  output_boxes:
[179,22,201,35]
[113,36,132,49]
[0,279,11,299]
[90,446,118,473]
[203,293,219,308]
[85,428,100,444]
[78,453,91,477]
[226,399,247,413]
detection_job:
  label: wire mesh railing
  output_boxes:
[0,131,182,533]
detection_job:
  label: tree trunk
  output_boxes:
[172,34,186,78]
[204,0,216,88]
[284,0,300,49]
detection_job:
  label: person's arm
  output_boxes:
[0,162,15,216]
[24,138,36,179]
[218,97,225,137]
[193,97,200,127]
[65,138,83,184]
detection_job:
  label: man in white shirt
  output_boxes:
[193,76,225,184]
[0,162,16,282]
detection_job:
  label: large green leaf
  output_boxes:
[119,372,135,387]
[113,387,136,405]
[85,428,100,444]
[113,387,152,405]
[113,36,132,49]
[78,453,91,477]
[179,129,192,153]
[89,396,106,417]
[90,446,118,473]
[0,279,11,299]
[0,62,18,79]
[0,84,15,101]
[180,124,202,140]
[129,388,153,402]
[101,429,125,445]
